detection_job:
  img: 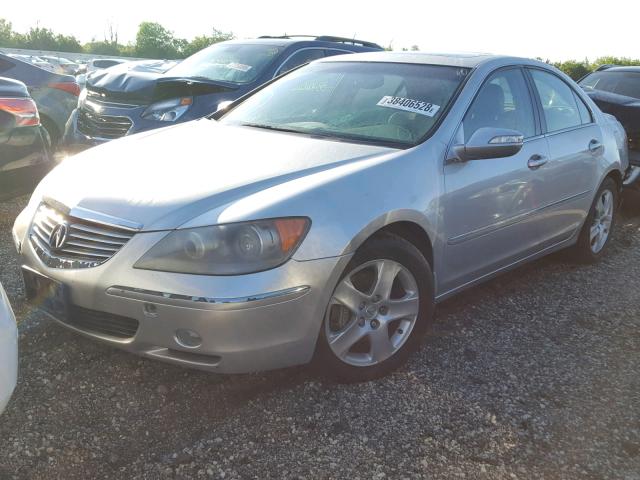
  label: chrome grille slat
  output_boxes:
[64,240,120,253]
[29,203,137,269]
[77,108,133,140]
[68,231,127,245]
[56,247,112,258]
[32,224,51,245]
[69,223,132,239]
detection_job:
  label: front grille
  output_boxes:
[77,108,133,140]
[65,306,139,339]
[30,203,136,269]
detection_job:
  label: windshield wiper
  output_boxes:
[239,123,307,134]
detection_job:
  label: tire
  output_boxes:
[314,232,435,382]
[41,117,59,150]
[569,177,619,263]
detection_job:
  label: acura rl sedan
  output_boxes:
[13,52,628,381]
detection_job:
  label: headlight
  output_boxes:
[141,97,192,122]
[134,218,310,275]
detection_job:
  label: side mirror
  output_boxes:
[452,127,524,162]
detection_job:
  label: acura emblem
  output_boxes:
[49,223,69,251]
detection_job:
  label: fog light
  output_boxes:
[175,329,202,348]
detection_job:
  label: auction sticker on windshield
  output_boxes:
[227,62,252,72]
[377,96,441,117]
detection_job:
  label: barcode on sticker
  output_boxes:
[377,96,441,117]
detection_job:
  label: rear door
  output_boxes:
[526,68,601,245]
[441,67,550,292]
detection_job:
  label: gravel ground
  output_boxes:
[0,192,639,480]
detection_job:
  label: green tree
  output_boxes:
[553,60,591,80]
[134,21,180,59]
[181,28,234,57]
[54,34,83,53]
[0,18,15,47]
[84,40,124,56]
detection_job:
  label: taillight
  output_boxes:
[48,81,80,97]
[0,97,40,127]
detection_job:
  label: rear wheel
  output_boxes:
[569,177,618,263]
[315,232,434,382]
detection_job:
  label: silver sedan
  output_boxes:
[13,53,628,381]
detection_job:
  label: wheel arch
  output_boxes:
[342,211,436,271]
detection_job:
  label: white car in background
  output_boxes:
[0,283,18,414]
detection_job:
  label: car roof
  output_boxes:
[317,51,542,69]
[221,37,381,51]
[598,66,640,73]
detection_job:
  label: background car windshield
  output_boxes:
[167,43,283,84]
[580,71,640,100]
[221,62,469,145]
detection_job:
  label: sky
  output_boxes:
[3,0,638,62]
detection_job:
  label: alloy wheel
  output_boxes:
[590,189,614,254]
[324,259,420,367]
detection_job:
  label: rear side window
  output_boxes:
[276,49,325,76]
[573,91,592,124]
[530,69,583,132]
[0,57,15,74]
[463,68,536,142]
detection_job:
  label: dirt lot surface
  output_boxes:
[0,192,639,480]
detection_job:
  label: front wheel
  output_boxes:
[315,232,434,382]
[570,177,618,263]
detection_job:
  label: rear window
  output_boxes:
[93,60,121,69]
[0,57,15,74]
[580,71,640,100]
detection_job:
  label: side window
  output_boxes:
[463,68,536,142]
[276,49,325,76]
[530,69,583,132]
[573,91,593,124]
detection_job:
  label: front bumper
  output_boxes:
[16,221,350,373]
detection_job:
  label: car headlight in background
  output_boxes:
[141,97,192,122]
[134,218,310,275]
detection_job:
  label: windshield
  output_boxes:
[580,71,640,100]
[166,43,283,84]
[220,61,469,146]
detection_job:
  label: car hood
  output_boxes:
[87,65,238,104]
[586,90,640,137]
[38,120,396,230]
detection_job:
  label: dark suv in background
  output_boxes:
[62,35,383,151]
[580,65,640,187]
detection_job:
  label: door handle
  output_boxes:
[527,154,548,169]
[589,139,603,153]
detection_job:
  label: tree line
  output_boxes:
[1,18,639,74]
[0,19,233,59]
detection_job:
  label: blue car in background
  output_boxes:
[62,35,383,151]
